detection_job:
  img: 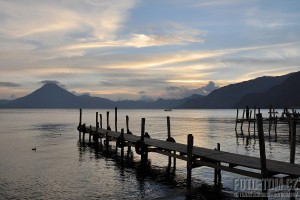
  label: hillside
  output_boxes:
[178,73,290,108]
[235,71,300,108]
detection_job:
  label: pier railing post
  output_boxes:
[187,134,194,188]
[256,113,268,196]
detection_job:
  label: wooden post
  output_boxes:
[82,124,86,143]
[248,110,252,132]
[107,111,110,129]
[79,108,82,139]
[268,106,272,136]
[240,109,245,131]
[140,118,148,165]
[290,119,296,164]
[115,107,118,132]
[120,128,124,158]
[235,109,239,131]
[254,106,256,134]
[126,115,131,153]
[96,112,99,128]
[167,116,171,167]
[256,113,268,196]
[94,112,99,143]
[105,131,109,151]
[100,114,102,129]
[89,125,92,144]
[214,143,221,185]
[187,134,193,188]
[274,116,278,142]
[126,115,129,133]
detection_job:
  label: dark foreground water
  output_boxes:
[0,109,299,199]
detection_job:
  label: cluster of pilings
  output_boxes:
[235,106,299,141]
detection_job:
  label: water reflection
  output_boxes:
[76,140,233,199]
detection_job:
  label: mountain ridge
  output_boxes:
[0,71,299,109]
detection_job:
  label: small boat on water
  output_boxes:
[164,109,172,111]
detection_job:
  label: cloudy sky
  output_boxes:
[0,0,299,100]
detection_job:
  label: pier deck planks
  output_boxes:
[88,127,300,178]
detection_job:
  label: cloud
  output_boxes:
[0,82,21,87]
[0,0,138,55]
[62,23,205,50]
[164,81,219,99]
[40,80,65,88]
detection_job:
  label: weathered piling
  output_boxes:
[240,109,245,131]
[247,110,252,132]
[214,143,221,185]
[89,125,92,143]
[99,113,103,144]
[100,113,102,129]
[166,116,176,169]
[115,107,118,132]
[117,128,125,158]
[93,112,99,142]
[235,109,239,131]
[167,116,172,166]
[256,113,268,196]
[107,111,110,129]
[126,115,132,153]
[290,119,296,164]
[186,134,194,188]
[140,118,148,165]
[79,108,82,139]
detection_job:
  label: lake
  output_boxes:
[0,109,299,199]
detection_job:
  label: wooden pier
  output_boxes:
[77,108,300,196]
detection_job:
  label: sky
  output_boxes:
[0,0,300,101]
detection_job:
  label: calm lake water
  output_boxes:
[0,109,299,199]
